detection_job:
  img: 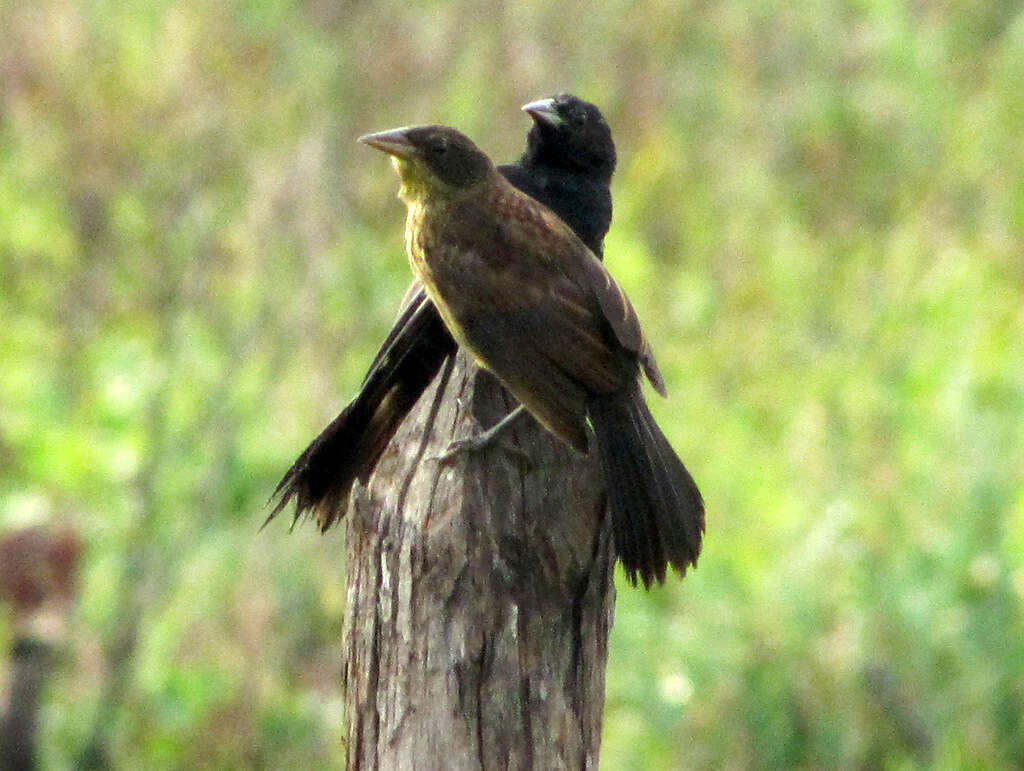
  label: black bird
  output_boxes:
[357,124,704,587]
[270,95,616,531]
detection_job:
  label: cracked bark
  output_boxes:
[343,350,616,770]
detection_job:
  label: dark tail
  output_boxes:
[589,389,704,587]
[267,290,455,531]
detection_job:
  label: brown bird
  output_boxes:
[359,125,704,587]
[269,95,617,532]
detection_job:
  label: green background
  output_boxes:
[2,0,1022,767]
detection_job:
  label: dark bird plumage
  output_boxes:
[270,95,616,531]
[357,124,704,586]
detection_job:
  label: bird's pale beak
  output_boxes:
[521,98,562,127]
[358,128,417,159]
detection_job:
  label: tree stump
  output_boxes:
[1,638,52,771]
[342,350,617,770]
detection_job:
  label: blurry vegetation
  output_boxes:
[1,0,1022,768]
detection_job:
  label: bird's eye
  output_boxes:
[431,138,449,155]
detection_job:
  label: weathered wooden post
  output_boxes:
[343,353,616,770]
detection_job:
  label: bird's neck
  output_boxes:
[403,198,442,285]
[394,157,436,205]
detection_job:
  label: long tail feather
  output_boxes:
[267,295,455,531]
[589,389,704,587]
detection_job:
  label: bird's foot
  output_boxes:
[431,405,533,469]
[434,433,533,469]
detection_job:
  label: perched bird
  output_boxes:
[270,95,616,531]
[357,125,704,586]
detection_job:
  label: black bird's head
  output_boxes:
[521,93,616,181]
[358,125,493,204]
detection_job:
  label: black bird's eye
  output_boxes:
[431,137,449,156]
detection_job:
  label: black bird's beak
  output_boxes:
[522,98,562,128]
[358,128,417,159]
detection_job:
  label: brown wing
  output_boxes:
[463,272,634,451]
[580,260,666,396]
[430,183,663,450]
[490,185,667,396]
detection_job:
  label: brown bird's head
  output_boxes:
[359,125,493,204]
[521,94,616,180]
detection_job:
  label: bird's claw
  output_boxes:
[432,435,533,470]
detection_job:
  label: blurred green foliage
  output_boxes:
[1,0,1022,767]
